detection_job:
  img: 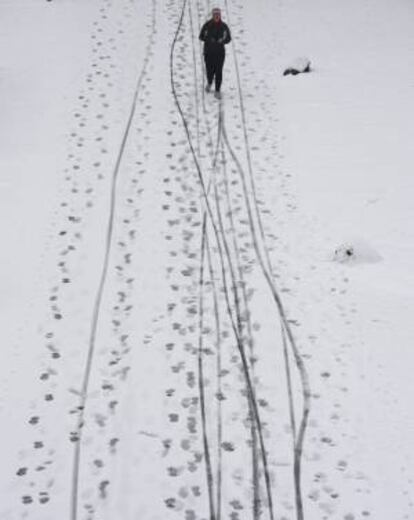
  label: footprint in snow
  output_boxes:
[39,492,50,504]
[99,480,110,499]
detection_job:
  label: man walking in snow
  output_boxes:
[199,7,231,100]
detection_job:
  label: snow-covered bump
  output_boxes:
[333,239,382,264]
[283,57,312,76]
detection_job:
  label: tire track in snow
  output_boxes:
[189,2,263,515]
[219,144,261,518]
[222,116,311,518]
[171,3,275,519]
[188,0,201,155]
[204,229,223,520]
[188,0,312,516]
[179,1,271,517]
[185,2,263,517]
[198,216,216,520]
[223,0,311,517]
[70,1,157,518]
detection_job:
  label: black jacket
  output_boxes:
[199,20,231,56]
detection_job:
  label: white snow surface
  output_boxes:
[1,0,413,519]
[284,57,311,73]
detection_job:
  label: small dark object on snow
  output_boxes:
[335,246,354,258]
[333,243,355,263]
[283,57,312,76]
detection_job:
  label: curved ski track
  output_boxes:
[70,1,157,518]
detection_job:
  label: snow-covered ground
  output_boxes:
[1,0,413,519]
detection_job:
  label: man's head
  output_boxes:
[212,7,221,22]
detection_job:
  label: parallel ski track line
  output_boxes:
[220,144,261,518]
[211,115,274,520]
[188,0,201,155]
[195,0,208,113]
[222,118,311,520]
[199,138,222,520]
[70,2,157,519]
[198,215,216,520]
[282,323,297,440]
[213,173,262,518]
[222,2,311,515]
[205,229,223,520]
[171,3,275,519]
[198,101,223,520]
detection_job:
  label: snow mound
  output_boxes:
[333,238,382,265]
[283,56,311,76]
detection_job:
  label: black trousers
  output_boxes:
[204,53,225,92]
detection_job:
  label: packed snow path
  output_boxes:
[1,0,414,520]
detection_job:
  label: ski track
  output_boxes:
[12,0,158,517]
[70,1,158,519]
